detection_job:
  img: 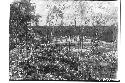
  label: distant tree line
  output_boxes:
[30,25,117,43]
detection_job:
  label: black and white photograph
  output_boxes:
[9,0,120,81]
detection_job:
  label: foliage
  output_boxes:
[9,0,40,51]
[9,28,118,80]
[9,1,118,80]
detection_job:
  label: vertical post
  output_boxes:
[81,35,83,49]
[69,41,70,52]
[25,25,28,58]
[78,35,80,51]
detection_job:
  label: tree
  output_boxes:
[46,4,64,26]
[9,0,40,50]
[9,0,41,80]
[78,1,87,49]
[10,0,35,32]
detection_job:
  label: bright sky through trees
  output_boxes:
[11,0,118,26]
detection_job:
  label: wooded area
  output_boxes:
[9,0,118,81]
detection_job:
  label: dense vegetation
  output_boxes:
[9,0,118,81]
[9,25,118,81]
[30,25,117,42]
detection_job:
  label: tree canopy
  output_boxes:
[9,0,40,50]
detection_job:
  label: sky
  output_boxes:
[11,0,119,26]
